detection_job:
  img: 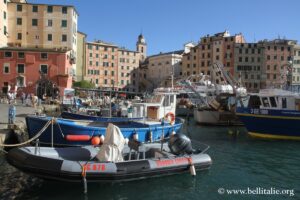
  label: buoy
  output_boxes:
[91,136,100,145]
[188,157,196,176]
[164,112,175,125]
[66,135,91,141]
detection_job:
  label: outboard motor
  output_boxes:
[168,134,193,155]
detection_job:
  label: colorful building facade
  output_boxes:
[0,47,73,97]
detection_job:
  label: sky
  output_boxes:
[30,0,300,55]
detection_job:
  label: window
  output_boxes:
[4,52,12,57]
[262,97,270,107]
[18,52,24,58]
[17,64,25,73]
[17,4,22,12]
[269,97,277,107]
[32,19,38,26]
[17,33,22,40]
[16,76,25,87]
[282,98,287,108]
[3,64,9,74]
[96,62,98,66]
[4,0,6,4]
[61,20,67,27]
[47,6,53,13]
[104,79,107,84]
[47,34,52,41]
[62,34,67,42]
[40,65,48,74]
[32,5,38,12]
[17,18,22,25]
[41,53,48,59]
[88,44,92,50]
[111,71,114,76]
[47,19,52,27]
[89,53,92,57]
[89,61,92,66]
[4,11,6,20]
[62,7,67,14]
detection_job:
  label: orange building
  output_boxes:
[182,30,246,78]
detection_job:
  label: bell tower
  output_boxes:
[136,34,147,62]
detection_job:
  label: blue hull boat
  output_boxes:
[26,116,183,146]
[236,89,300,140]
[236,107,300,140]
[61,111,143,122]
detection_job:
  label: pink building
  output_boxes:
[0,47,73,97]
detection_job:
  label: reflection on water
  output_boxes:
[1,119,299,200]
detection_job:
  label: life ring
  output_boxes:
[165,112,175,125]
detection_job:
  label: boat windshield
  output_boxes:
[145,94,163,104]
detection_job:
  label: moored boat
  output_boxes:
[7,129,212,185]
[236,89,300,140]
[26,115,183,146]
[61,111,143,122]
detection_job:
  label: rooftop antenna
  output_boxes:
[253,33,256,42]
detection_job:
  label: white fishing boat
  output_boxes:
[179,62,247,125]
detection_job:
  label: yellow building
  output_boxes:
[7,0,78,57]
[76,31,86,81]
[85,35,146,92]
[0,0,8,47]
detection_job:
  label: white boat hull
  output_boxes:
[193,108,242,126]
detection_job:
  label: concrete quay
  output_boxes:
[0,101,60,146]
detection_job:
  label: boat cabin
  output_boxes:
[131,88,177,120]
[245,89,300,110]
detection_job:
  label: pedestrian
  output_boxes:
[21,91,25,105]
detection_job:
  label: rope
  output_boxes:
[0,119,52,147]
[56,119,65,138]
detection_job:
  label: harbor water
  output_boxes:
[0,118,299,200]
